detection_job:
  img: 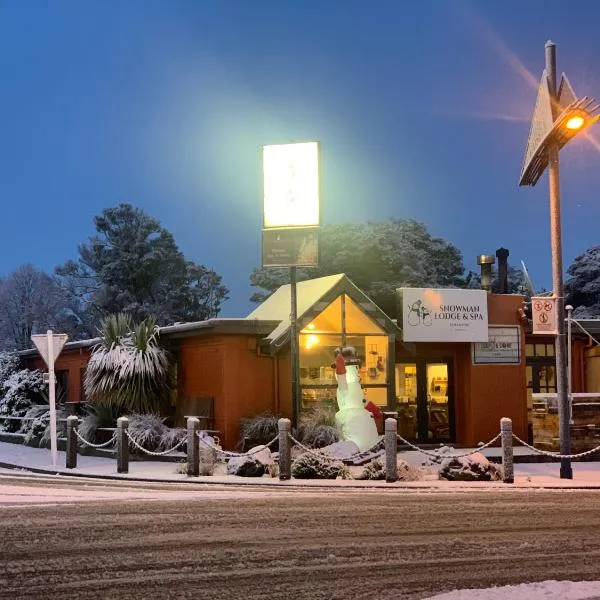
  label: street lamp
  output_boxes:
[520,41,600,479]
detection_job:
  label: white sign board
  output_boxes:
[31,334,68,368]
[472,326,521,365]
[531,296,557,335]
[262,142,320,228]
[400,288,489,342]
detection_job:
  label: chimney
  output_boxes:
[477,254,495,292]
[496,247,509,294]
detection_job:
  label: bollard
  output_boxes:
[385,416,398,483]
[66,415,78,469]
[501,417,514,484]
[278,418,291,481]
[187,417,200,477]
[117,417,129,474]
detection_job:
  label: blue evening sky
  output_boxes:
[1,1,600,316]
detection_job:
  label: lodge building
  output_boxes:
[21,273,598,451]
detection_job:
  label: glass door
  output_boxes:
[395,359,454,444]
[426,363,451,443]
[395,363,418,441]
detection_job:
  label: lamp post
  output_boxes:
[261,142,320,428]
[520,40,600,479]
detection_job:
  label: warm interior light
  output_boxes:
[304,334,319,350]
[566,115,585,130]
[307,323,315,329]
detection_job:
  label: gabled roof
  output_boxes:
[246,273,401,351]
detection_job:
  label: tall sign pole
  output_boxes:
[261,141,320,428]
[520,40,600,478]
[31,330,68,467]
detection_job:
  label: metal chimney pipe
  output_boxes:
[477,255,495,292]
[496,248,510,294]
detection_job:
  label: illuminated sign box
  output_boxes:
[262,142,320,229]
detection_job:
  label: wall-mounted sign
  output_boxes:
[399,288,489,342]
[262,227,319,267]
[472,326,521,365]
[531,296,557,335]
[262,142,320,229]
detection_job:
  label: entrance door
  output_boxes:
[395,359,454,443]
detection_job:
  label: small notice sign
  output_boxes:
[472,326,521,365]
[531,296,557,335]
[262,227,319,268]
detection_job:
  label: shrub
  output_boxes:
[291,450,348,479]
[439,453,502,481]
[0,369,46,432]
[158,427,187,452]
[297,402,340,448]
[77,403,120,446]
[127,413,168,452]
[239,412,280,446]
[0,351,20,392]
[356,457,423,481]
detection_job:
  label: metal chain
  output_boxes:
[123,429,187,456]
[287,434,349,464]
[512,433,600,460]
[197,431,278,459]
[395,432,502,459]
[74,429,117,449]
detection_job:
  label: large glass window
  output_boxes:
[299,294,389,409]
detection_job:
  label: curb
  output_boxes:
[4,460,600,491]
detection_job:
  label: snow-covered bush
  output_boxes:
[439,453,502,481]
[239,412,280,447]
[291,450,348,479]
[296,403,339,448]
[77,403,120,446]
[20,405,66,447]
[127,413,168,452]
[356,457,423,481]
[158,427,187,453]
[0,369,45,432]
[0,351,20,393]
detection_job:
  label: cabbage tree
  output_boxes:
[84,314,170,414]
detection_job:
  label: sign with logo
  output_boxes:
[531,296,557,335]
[472,326,521,365]
[400,288,488,342]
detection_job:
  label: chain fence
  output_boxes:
[512,433,600,460]
[74,429,117,449]
[287,434,384,466]
[395,432,502,459]
[197,431,278,459]
[123,429,188,456]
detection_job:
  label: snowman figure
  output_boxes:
[334,347,380,451]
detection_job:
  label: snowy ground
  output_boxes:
[2,481,600,599]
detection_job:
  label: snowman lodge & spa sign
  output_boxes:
[399,288,489,342]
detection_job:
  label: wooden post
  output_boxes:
[501,417,514,484]
[117,417,129,474]
[278,418,291,480]
[385,417,398,483]
[66,415,78,469]
[187,417,200,477]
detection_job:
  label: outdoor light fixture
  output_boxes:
[520,60,600,187]
[520,41,600,480]
[565,115,585,130]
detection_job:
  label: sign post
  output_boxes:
[31,330,68,467]
[261,141,320,428]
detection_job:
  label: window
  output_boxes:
[299,294,389,408]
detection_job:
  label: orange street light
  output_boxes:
[565,115,585,130]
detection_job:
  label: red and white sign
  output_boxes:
[531,296,557,335]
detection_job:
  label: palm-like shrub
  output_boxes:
[84,313,171,414]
